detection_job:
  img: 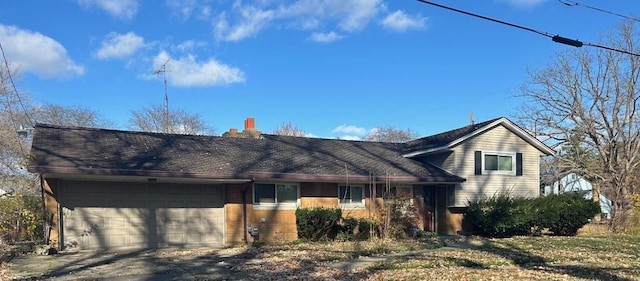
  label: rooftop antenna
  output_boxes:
[154,58,171,133]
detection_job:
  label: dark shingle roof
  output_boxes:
[28,124,464,183]
[402,117,502,153]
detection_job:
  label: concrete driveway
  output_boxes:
[7,248,255,281]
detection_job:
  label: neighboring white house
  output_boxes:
[542,172,612,219]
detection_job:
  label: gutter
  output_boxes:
[28,166,465,184]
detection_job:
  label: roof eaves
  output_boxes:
[28,166,254,181]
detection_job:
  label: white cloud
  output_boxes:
[214,0,384,42]
[76,0,138,20]
[214,6,276,42]
[381,10,427,32]
[332,125,366,136]
[95,32,145,60]
[310,31,344,43]
[0,25,85,79]
[166,0,211,20]
[338,135,361,141]
[150,51,245,87]
[280,0,382,31]
[174,40,207,52]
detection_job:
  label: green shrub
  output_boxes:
[340,217,358,236]
[465,194,533,238]
[355,218,377,240]
[0,195,45,243]
[467,192,601,238]
[295,207,342,241]
[532,193,600,236]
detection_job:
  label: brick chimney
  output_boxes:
[222,117,261,138]
[244,117,255,130]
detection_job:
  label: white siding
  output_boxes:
[448,125,545,207]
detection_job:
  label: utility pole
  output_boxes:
[154,58,170,133]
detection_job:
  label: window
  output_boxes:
[391,186,413,200]
[388,186,414,214]
[254,183,299,209]
[484,154,513,171]
[475,151,522,176]
[339,185,364,207]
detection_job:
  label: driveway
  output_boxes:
[7,247,258,281]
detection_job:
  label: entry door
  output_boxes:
[423,186,436,232]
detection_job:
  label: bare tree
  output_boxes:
[31,103,113,128]
[0,60,39,194]
[515,20,640,231]
[128,104,215,135]
[364,126,418,143]
[271,122,306,137]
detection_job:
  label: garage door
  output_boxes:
[60,181,225,250]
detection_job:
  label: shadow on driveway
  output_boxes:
[7,248,256,281]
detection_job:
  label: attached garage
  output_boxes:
[58,180,225,250]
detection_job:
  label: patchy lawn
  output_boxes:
[367,235,640,280]
[160,235,640,280]
[3,235,639,280]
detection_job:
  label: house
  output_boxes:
[28,117,554,250]
[542,172,612,219]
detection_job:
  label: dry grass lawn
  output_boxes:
[2,226,639,280]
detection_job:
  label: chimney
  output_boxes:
[245,117,255,130]
[230,128,238,134]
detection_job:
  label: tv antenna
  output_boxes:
[153,58,170,133]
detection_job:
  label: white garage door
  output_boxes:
[60,181,225,250]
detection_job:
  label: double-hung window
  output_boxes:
[339,185,364,208]
[254,183,299,209]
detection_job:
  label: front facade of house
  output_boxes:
[29,117,554,250]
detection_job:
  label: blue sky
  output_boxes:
[0,0,634,139]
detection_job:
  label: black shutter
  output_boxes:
[474,151,482,175]
[516,153,523,176]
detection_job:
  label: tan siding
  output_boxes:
[422,151,455,173]
[450,125,544,206]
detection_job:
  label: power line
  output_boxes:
[0,42,34,126]
[415,0,640,57]
[558,0,640,23]
[0,41,33,163]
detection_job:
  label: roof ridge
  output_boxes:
[406,117,503,145]
[34,123,218,138]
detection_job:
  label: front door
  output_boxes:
[423,186,436,232]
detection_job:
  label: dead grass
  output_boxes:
[4,233,639,280]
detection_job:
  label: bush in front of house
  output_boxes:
[0,195,45,244]
[465,194,533,238]
[295,207,342,241]
[336,217,378,241]
[374,196,420,239]
[466,192,602,237]
[531,193,600,236]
